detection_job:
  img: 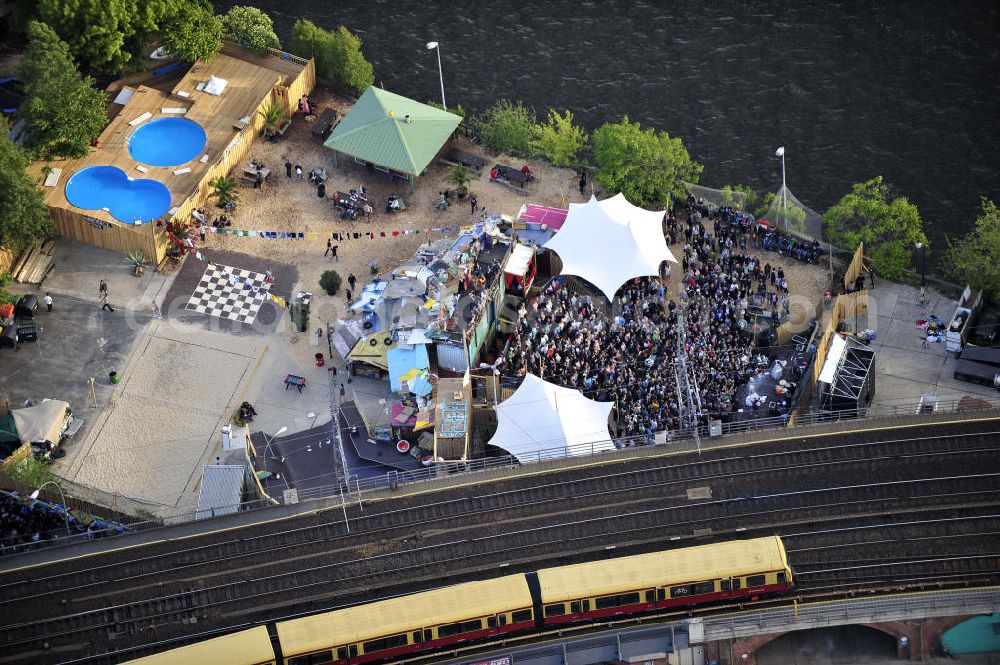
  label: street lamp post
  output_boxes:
[30,481,71,535]
[426,41,446,110]
[775,146,787,229]
[916,242,927,303]
[263,426,288,464]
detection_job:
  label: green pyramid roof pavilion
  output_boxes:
[324,87,462,180]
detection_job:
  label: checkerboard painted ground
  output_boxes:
[185,263,272,323]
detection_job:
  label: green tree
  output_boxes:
[19,22,109,159]
[473,99,537,156]
[721,184,758,211]
[592,116,702,207]
[529,109,588,167]
[222,6,279,56]
[942,198,1000,301]
[0,118,54,253]
[161,3,222,62]
[330,26,374,93]
[37,0,193,72]
[822,176,927,280]
[290,20,373,93]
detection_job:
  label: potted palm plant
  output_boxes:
[209,175,240,210]
[124,250,147,277]
[445,165,470,199]
[258,101,289,141]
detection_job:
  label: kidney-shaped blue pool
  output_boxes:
[128,117,206,166]
[65,166,172,223]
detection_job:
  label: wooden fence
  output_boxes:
[50,208,169,264]
[843,242,866,292]
[0,248,13,275]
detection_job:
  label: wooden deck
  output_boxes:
[36,44,314,261]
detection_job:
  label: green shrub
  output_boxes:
[473,99,537,156]
[319,270,342,295]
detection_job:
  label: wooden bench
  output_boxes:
[311,108,338,138]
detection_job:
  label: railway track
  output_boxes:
[1,423,999,663]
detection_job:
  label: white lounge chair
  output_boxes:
[43,167,62,187]
[173,167,191,175]
[161,107,187,115]
[135,165,148,173]
[128,112,153,126]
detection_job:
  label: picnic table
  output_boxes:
[443,148,486,172]
[490,164,532,195]
[284,374,306,392]
[492,164,530,185]
[242,164,270,183]
[311,108,338,138]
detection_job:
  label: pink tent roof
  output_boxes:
[517,204,568,229]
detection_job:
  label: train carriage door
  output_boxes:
[349,645,358,659]
[413,631,423,644]
[498,614,507,626]
[423,629,433,643]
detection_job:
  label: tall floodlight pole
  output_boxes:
[775,146,787,230]
[426,41,446,110]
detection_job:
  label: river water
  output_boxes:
[218,0,1000,250]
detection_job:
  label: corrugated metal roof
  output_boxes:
[197,464,246,518]
[276,575,531,656]
[324,87,462,176]
[536,536,788,601]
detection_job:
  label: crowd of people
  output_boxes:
[0,491,73,549]
[502,204,806,443]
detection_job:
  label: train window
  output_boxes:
[498,614,507,626]
[423,629,433,642]
[461,620,483,633]
[571,601,581,614]
[645,590,655,603]
[657,589,665,601]
[747,575,766,587]
[721,579,731,592]
[583,599,591,611]
[349,646,357,658]
[595,592,641,609]
[692,581,715,595]
[288,650,333,665]
[438,623,462,638]
[512,609,533,623]
[777,572,787,584]
[413,631,423,643]
[336,647,347,661]
[732,578,741,590]
[487,616,497,628]
[363,635,407,653]
[545,604,567,617]
[671,585,691,598]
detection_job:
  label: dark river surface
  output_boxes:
[219,0,1000,254]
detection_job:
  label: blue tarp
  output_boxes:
[387,344,429,392]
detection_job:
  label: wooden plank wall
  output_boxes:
[51,207,164,262]
[0,248,13,275]
[842,242,866,292]
[170,56,315,227]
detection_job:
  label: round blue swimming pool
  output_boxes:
[127,117,206,166]
[65,166,172,223]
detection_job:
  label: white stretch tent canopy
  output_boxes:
[488,374,614,462]
[543,193,676,302]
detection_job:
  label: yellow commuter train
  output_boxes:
[123,536,792,665]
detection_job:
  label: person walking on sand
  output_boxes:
[43,293,52,312]
[285,159,292,178]
[348,273,356,291]
[100,293,115,312]
[324,238,332,256]
[470,195,478,215]
[331,244,338,262]
[295,163,303,180]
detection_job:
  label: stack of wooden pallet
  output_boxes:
[10,240,56,284]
